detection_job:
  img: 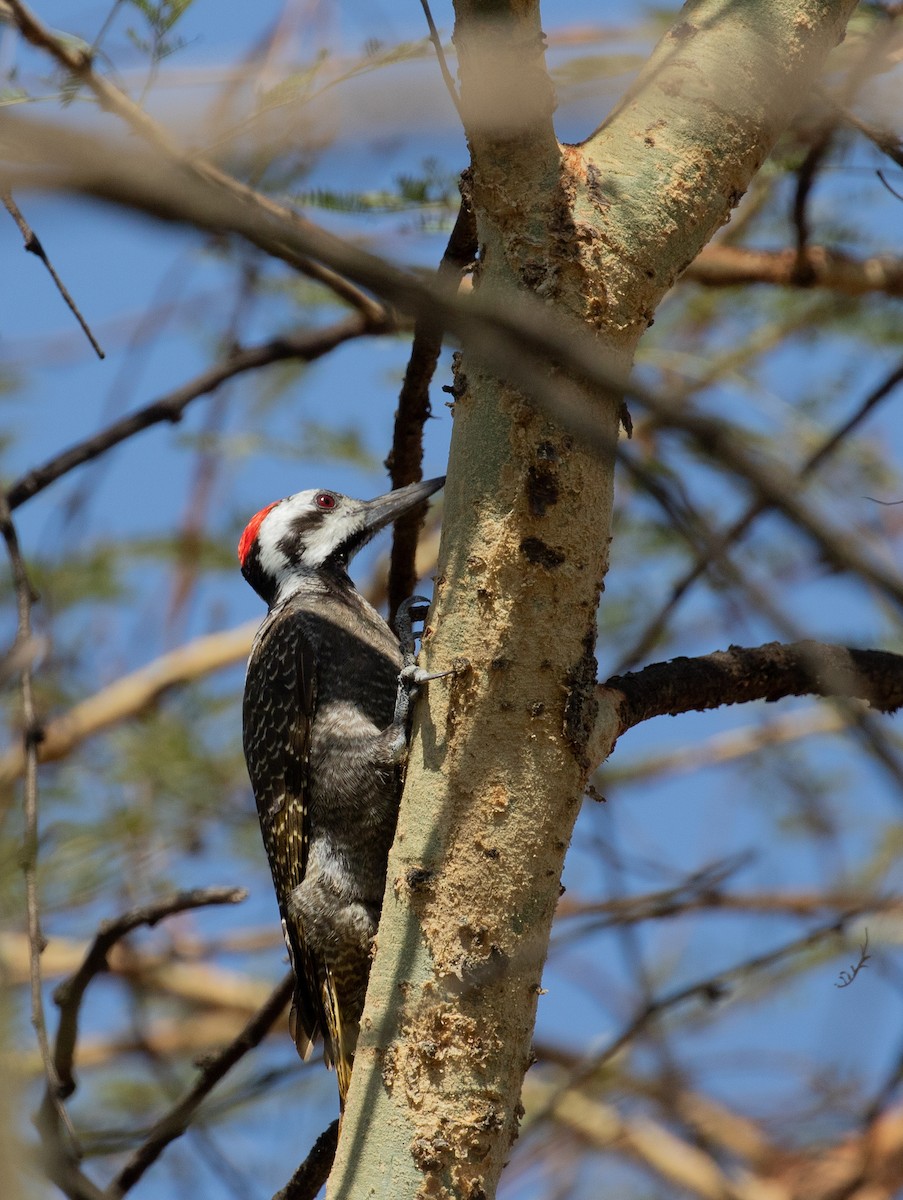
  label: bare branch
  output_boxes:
[386,189,476,623]
[8,113,898,619]
[271,1120,340,1200]
[544,918,852,1107]
[835,928,870,988]
[0,492,96,1195]
[6,314,381,511]
[0,492,72,1124]
[419,0,463,119]
[0,622,258,797]
[1,188,104,357]
[109,973,293,1198]
[685,244,903,296]
[604,640,903,737]
[618,354,903,669]
[4,0,387,322]
[557,884,902,931]
[50,888,248,1099]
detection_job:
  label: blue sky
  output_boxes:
[3,4,903,1199]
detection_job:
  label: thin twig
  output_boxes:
[6,116,903,617]
[271,1120,340,1200]
[109,973,294,1198]
[878,169,903,202]
[50,888,248,1098]
[557,881,899,940]
[0,492,81,1168]
[835,928,870,988]
[613,453,903,799]
[6,313,381,511]
[2,189,105,358]
[419,0,463,118]
[617,355,903,670]
[5,0,387,322]
[538,917,854,1125]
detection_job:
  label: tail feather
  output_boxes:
[322,965,354,1107]
[288,998,316,1061]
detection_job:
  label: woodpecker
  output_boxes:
[238,476,444,1104]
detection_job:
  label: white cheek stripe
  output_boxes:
[256,491,367,591]
[296,516,355,569]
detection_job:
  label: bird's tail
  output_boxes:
[321,964,354,1107]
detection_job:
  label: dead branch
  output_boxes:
[1,188,104,357]
[386,190,476,624]
[109,973,293,1198]
[685,244,903,296]
[49,888,248,1098]
[6,314,380,511]
[272,1120,340,1200]
[603,640,903,740]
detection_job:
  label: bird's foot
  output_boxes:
[387,596,456,762]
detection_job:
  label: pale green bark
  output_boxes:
[328,3,858,1198]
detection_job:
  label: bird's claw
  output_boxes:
[394,595,431,668]
[387,596,455,761]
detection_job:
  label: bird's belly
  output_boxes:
[306,698,400,903]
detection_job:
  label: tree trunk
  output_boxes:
[328,3,858,1197]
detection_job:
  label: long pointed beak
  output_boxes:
[359,476,445,536]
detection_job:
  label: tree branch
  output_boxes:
[0,622,258,798]
[7,105,902,626]
[604,640,903,738]
[27,889,248,1200]
[684,244,903,296]
[271,1121,340,1200]
[6,314,380,511]
[49,888,248,1099]
[2,188,104,358]
[386,190,476,624]
[109,973,294,1198]
[0,492,79,1161]
[5,0,387,322]
[617,353,903,670]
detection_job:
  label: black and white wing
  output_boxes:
[242,608,320,1056]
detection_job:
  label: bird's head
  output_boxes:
[238,477,445,607]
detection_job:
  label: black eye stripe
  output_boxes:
[277,511,328,562]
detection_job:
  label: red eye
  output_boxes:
[315,492,336,510]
